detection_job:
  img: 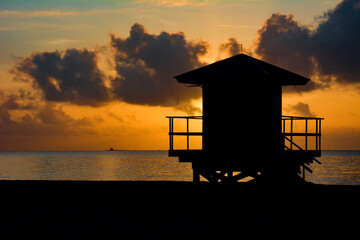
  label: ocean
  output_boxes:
[0,150,359,185]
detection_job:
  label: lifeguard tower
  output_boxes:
[167,54,323,183]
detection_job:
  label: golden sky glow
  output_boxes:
[0,0,359,151]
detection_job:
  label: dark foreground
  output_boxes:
[1,181,359,239]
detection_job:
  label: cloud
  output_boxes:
[0,103,103,137]
[0,26,21,32]
[110,23,207,110]
[35,104,103,126]
[0,90,103,135]
[0,9,120,18]
[216,24,253,29]
[255,0,360,92]
[0,10,82,18]
[0,89,37,110]
[256,13,313,77]
[0,23,88,33]
[11,48,111,107]
[285,102,316,117]
[44,39,86,45]
[218,37,254,58]
[107,112,124,123]
[312,0,360,84]
[173,103,201,115]
[10,23,207,114]
[219,38,242,56]
[0,105,13,126]
[136,0,209,7]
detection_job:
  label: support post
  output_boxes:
[319,119,321,151]
[290,117,293,150]
[303,165,305,180]
[193,168,200,183]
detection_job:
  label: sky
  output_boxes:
[0,0,359,151]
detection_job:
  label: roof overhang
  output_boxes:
[174,54,310,86]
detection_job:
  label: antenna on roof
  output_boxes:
[240,44,243,54]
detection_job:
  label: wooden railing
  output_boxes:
[282,116,324,151]
[167,115,323,152]
[167,116,202,151]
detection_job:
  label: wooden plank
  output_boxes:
[169,132,203,136]
[166,116,202,119]
[282,115,324,120]
[283,133,320,136]
[171,149,321,159]
[171,131,321,137]
[169,150,203,158]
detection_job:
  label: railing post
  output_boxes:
[319,119,321,151]
[316,119,319,151]
[167,116,204,152]
[281,116,323,155]
[290,117,293,150]
[283,119,286,133]
[171,117,174,150]
[305,119,308,150]
[187,117,189,150]
[168,118,171,150]
[283,118,286,150]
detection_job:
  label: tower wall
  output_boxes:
[202,79,282,154]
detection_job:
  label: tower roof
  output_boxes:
[174,54,310,85]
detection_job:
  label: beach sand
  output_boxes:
[0,180,359,239]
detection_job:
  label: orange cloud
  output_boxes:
[285,102,316,117]
[110,23,207,108]
[11,23,206,114]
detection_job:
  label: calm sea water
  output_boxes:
[0,150,359,185]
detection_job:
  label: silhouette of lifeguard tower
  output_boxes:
[167,54,323,183]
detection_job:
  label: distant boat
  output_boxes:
[106,148,129,151]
